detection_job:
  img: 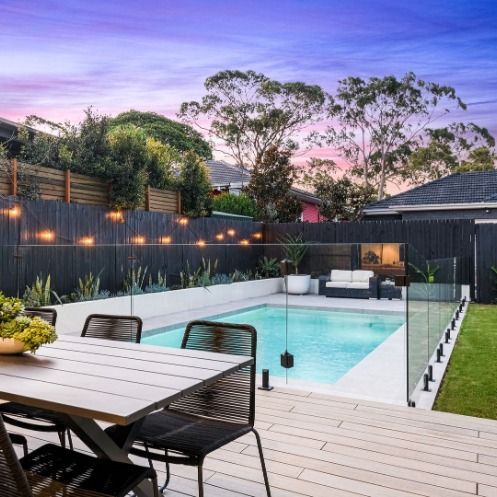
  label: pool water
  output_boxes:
[143,306,405,384]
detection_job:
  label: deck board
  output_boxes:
[7,387,497,496]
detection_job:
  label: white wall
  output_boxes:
[53,278,283,334]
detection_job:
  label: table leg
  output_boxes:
[64,414,155,497]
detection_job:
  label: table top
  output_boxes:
[0,335,253,425]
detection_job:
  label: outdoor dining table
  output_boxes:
[0,334,254,497]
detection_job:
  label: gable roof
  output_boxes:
[364,171,497,214]
[205,159,321,205]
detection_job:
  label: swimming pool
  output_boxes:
[143,306,405,384]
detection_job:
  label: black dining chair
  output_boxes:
[110,320,272,497]
[1,313,143,451]
[0,414,160,497]
[24,307,57,326]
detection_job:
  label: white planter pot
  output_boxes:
[286,274,311,295]
[0,338,25,354]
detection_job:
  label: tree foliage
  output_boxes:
[324,73,468,198]
[109,110,212,159]
[178,151,213,217]
[246,146,302,222]
[303,159,375,221]
[179,70,326,170]
[407,123,496,183]
[212,192,257,218]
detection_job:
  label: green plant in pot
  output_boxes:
[0,292,57,354]
[280,233,310,294]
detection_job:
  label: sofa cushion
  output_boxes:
[330,270,352,282]
[326,281,350,288]
[347,282,370,290]
[352,270,374,283]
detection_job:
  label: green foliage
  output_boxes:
[23,274,60,307]
[106,124,149,209]
[109,110,212,159]
[70,271,109,302]
[0,293,57,353]
[145,270,168,293]
[280,233,308,274]
[408,262,440,284]
[230,269,253,282]
[179,151,213,217]
[407,123,496,183]
[210,273,232,285]
[212,192,257,218]
[145,138,181,189]
[256,257,280,278]
[0,292,24,322]
[305,164,376,221]
[179,70,325,169]
[123,265,148,294]
[324,72,469,198]
[180,259,219,288]
[246,146,302,222]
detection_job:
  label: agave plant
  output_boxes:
[123,265,148,294]
[72,271,109,301]
[23,274,61,307]
[145,270,168,293]
[256,256,280,279]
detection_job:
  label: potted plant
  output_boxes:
[281,233,310,294]
[0,293,57,354]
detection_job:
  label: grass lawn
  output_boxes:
[434,304,497,420]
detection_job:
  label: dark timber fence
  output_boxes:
[1,197,495,302]
[0,197,263,297]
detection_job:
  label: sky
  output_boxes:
[1,0,496,174]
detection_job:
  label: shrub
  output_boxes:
[179,152,213,217]
[212,192,257,218]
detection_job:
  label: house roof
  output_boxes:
[364,171,497,214]
[205,159,320,205]
[206,160,251,187]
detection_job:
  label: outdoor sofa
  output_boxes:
[319,269,378,299]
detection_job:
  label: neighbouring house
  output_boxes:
[363,171,497,222]
[206,159,322,222]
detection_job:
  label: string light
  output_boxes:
[37,230,55,242]
[1,206,21,218]
[215,233,224,241]
[131,235,146,245]
[160,236,172,244]
[78,236,95,246]
[227,228,236,237]
[106,211,124,223]
[240,239,250,246]
[178,217,189,226]
[196,239,206,247]
[252,232,262,240]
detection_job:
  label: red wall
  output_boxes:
[301,201,321,223]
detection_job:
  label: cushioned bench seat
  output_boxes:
[319,270,378,299]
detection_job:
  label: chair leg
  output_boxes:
[197,460,204,497]
[159,450,171,494]
[67,429,74,450]
[57,430,66,448]
[151,473,161,497]
[253,428,272,497]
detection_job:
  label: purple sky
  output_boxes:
[1,0,496,167]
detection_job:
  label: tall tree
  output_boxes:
[325,73,467,198]
[178,152,213,217]
[179,70,326,169]
[246,146,302,222]
[109,110,212,159]
[407,123,496,183]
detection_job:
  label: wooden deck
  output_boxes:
[11,388,497,497]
